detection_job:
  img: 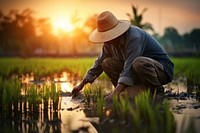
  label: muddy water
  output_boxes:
[165,78,200,133]
[20,71,99,133]
[0,72,98,133]
[1,72,200,133]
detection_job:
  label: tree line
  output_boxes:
[128,5,200,57]
[0,7,200,57]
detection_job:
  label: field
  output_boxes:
[0,57,200,133]
[1,57,200,80]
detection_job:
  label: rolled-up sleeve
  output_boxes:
[83,45,111,83]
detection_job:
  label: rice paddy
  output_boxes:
[0,57,199,133]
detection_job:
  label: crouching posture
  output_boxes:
[72,11,174,102]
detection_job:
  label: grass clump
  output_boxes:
[95,90,177,133]
[131,91,176,133]
[83,84,104,105]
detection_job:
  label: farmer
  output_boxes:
[72,11,174,102]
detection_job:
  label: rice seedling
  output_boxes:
[110,92,132,121]
[111,95,119,117]
[42,84,51,112]
[96,95,105,119]
[130,90,176,133]
[1,79,14,117]
[27,85,40,113]
[83,84,105,106]
[118,93,132,121]
[0,57,104,81]
[10,77,21,115]
[83,85,92,105]
[172,58,200,85]
[0,77,6,117]
[50,83,60,111]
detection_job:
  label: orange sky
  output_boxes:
[1,0,200,35]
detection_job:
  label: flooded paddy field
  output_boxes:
[0,58,200,133]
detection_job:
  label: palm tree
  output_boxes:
[126,5,154,32]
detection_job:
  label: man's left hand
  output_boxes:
[104,83,126,102]
[104,93,113,103]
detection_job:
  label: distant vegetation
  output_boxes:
[127,5,200,57]
[0,7,200,57]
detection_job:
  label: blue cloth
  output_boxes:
[84,26,174,86]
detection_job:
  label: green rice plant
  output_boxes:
[83,85,92,105]
[130,91,176,133]
[0,57,105,80]
[83,84,105,106]
[91,84,104,103]
[110,92,133,121]
[96,95,105,120]
[0,77,5,115]
[172,58,200,88]
[27,85,40,113]
[118,93,132,121]
[133,91,157,133]
[10,77,21,114]
[1,79,13,117]
[42,84,51,112]
[112,95,119,117]
[50,83,60,111]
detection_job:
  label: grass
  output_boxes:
[0,57,199,81]
[92,90,178,133]
[0,57,198,132]
[0,57,199,111]
[172,58,200,85]
[0,57,94,79]
[83,84,104,106]
[27,84,40,112]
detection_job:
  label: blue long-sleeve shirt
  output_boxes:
[84,26,174,86]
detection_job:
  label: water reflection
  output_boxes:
[1,71,98,133]
[1,72,200,133]
[21,71,79,93]
[165,78,200,133]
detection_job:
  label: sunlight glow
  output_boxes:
[54,72,73,92]
[51,16,74,35]
[61,82,73,93]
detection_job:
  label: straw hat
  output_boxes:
[89,11,131,43]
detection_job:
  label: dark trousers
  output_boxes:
[101,56,169,89]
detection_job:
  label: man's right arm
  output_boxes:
[72,45,110,97]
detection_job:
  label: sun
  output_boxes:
[51,16,74,35]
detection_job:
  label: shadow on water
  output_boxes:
[0,72,200,133]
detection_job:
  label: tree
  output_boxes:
[161,27,182,53]
[0,8,36,56]
[126,5,154,32]
[189,29,200,51]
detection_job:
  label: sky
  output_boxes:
[1,0,200,35]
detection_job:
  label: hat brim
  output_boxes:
[89,20,131,43]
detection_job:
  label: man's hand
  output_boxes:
[104,93,113,103]
[71,80,87,98]
[71,85,83,98]
[104,83,126,102]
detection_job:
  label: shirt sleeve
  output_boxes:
[118,38,142,86]
[83,45,111,83]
